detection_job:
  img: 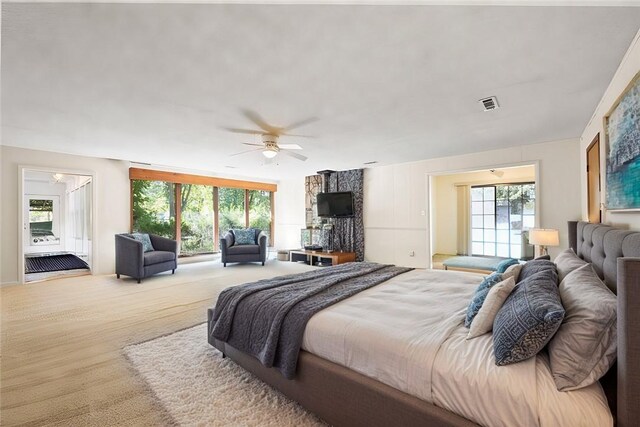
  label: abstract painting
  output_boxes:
[606,72,640,210]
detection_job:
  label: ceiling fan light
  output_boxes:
[263,149,277,159]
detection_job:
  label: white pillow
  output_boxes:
[502,263,523,283]
[467,276,517,339]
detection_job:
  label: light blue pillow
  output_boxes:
[495,258,519,273]
[493,268,564,366]
[132,233,154,252]
[232,229,256,245]
[464,272,504,328]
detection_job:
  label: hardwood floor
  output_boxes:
[1,260,313,426]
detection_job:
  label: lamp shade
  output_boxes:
[529,228,559,247]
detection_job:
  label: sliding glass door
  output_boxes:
[471,183,535,259]
[180,184,215,255]
[131,173,274,255]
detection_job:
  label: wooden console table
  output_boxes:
[289,250,356,267]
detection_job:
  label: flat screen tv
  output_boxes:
[316,191,354,218]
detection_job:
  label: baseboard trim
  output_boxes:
[1,281,19,288]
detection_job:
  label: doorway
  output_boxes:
[428,163,539,269]
[21,168,94,283]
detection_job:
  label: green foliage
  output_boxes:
[132,180,272,254]
[132,180,176,238]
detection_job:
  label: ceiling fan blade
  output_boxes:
[229,148,263,157]
[282,150,308,162]
[223,127,265,135]
[242,109,279,134]
[278,143,302,150]
[280,133,315,138]
[284,117,318,131]
[242,142,264,147]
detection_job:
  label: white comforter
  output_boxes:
[301,269,613,427]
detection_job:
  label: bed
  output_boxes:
[207,221,640,426]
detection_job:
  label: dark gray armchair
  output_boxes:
[220,229,268,267]
[115,233,178,283]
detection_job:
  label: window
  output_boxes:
[248,190,272,242]
[132,180,176,239]
[218,187,246,239]
[130,169,276,255]
[471,183,535,258]
[180,184,215,255]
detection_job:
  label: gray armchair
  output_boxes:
[115,233,178,283]
[220,229,268,267]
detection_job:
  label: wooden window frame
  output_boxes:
[129,168,276,252]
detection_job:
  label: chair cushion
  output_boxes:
[232,229,256,245]
[143,250,175,266]
[132,233,155,252]
[227,244,260,255]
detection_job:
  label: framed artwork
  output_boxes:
[605,71,640,211]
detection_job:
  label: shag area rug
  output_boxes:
[124,323,324,426]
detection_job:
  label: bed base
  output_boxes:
[208,221,640,427]
[208,333,476,427]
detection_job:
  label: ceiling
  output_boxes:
[2,4,640,180]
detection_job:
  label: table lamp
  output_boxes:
[529,228,559,256]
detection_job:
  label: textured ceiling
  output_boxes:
[2,4,639,179]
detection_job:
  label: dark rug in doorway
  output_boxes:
[25,254,89,274]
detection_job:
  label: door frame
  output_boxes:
[426,160,540,268]
[18,166,97,285]
[586,134,601,223]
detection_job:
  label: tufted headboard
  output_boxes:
[568,221,640,427]
[568,220,640,292]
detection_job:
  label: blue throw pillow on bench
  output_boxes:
[464,272,504,328]
[232,229,256,245]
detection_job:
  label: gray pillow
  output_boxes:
[493,268,564,366]
[517,258,557,284]
[548,264,617,391]
[554,248,587,283]
[132,233,155,252]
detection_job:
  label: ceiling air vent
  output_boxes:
[479,96,499,112]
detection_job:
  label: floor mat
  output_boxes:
[25,254,89,274]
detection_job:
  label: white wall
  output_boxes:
[364,138,582,268]
[274,178,306,250]
[580,28,640,229]
[1,146,130,285]
[432,165,536,255]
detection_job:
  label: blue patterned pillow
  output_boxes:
[132,233,154,252]
[232,229,256,245]
[496,258,519,273]
[493,268,564,366]
[518,259,557,284]
[464,272,504,328]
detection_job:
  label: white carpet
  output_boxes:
[124,323,325,426]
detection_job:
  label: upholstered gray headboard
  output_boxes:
[568,221,640,427]
[568,220,640,292]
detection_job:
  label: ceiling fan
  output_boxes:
[225,109,317,162]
